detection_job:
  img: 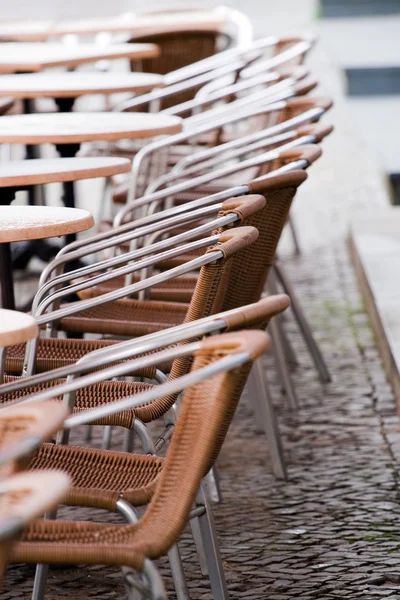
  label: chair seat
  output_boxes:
[77,273,199,303]
[6,336,119,375]
[30,442,164,510]
[2,376,157,428]
[60,298,189,336]
[5,337,157,379]
[13,518,147,569]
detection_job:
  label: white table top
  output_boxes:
[0,72,164,98]
[0,20,52,43]
[0,42,159,73]
[0,112,183,144]
[53,11,226,37]
[0,10,226,41]
[0,205,94,243]
[0,309,38,346]
[0,157,131,188]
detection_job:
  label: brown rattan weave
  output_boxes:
[82,170,307,303]
[58,226,259,336]
[11,331,269,571]
[129,29,231,109]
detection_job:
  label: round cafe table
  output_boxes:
[0,111,182,209]
[0,156,130,309]
[0,12,225,42]
[0,72,164,101]
[0,309,38,348]
[0,42,159,73]
[0,21,52,43]
[0,205,94,310]
[52,11,226,37]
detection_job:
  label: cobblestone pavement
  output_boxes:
[4,233,400,599]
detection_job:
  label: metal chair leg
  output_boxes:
[189,514,208,576]
[123,569,147,600]
[273,260,331,383]
[287,214,301,256]
[133,420,156,455]
[268,268,297,368]
[204,467,222,504]
[31,564,49,600]
[194,486,229,600]
[168,544,190,600]
[116,499,186,600]
[101,425,113,449]
[276,313,298,367]
[31,508,58,600]
[123,557,167,600]
[84,424,93,443]
[246,364,267,434]
[269,317,298,410]
[143,559,168,600]
[251,357,287,480]
[123,428,135,452]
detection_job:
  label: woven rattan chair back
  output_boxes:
[130,29,232,108]
[127,330,269,556]
[162,172,304,410]
[273,36,314,67]
[215,170,306,311]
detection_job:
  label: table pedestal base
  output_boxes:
[0,242,15,310]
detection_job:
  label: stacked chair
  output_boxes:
[1,16,333,600]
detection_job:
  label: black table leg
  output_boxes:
[0,242,15,310]
[23,98,44,207]
[55,134,81,245]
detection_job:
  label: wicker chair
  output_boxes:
[129,29,232,109]
[10,330,270,600]
[110,96,330,207]
[1,295,289,478]
[0,471,70,580]
[38,165,307,339]
[4,164,307,376]
[79,170,309,303]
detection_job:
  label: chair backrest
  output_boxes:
[150,172,304,419]
[259,143,322,176]
[130,29,232,108]
[129,330,270,557]
[273,35,315,67]
[216,170,307,311]
[279,96,333,123]
[0,470,70,578]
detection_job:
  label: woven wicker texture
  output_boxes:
[4,336,157,378]
[30,443,164,510]
[5,297,289,470]
[87,172,307,304]
[7,299,288,525]
[59,227,257,337]
[129,30,231,109]
[1,376,157,428]
[11,331,268,568]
